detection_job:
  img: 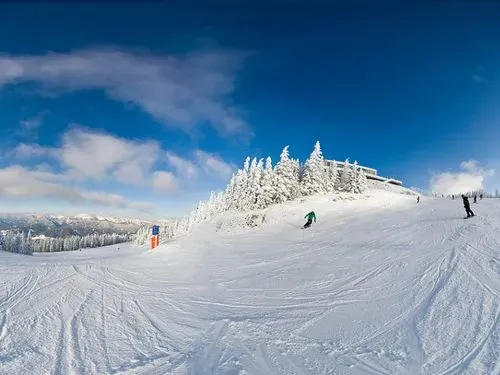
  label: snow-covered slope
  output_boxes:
[0,190,498,374]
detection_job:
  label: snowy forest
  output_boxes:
[0,231,132,255]
[136,141,369,245]
[448,190,499,198]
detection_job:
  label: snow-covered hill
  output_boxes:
[0,189,498,374]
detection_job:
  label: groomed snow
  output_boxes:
[0,190,498,374]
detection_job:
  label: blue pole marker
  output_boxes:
[152,225,160,235]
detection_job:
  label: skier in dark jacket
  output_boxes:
[462,195,475,218]
[474,195,477,203]
[304,211,316,228]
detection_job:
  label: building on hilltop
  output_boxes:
[325,160,403,186]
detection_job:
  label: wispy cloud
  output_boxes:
[14,111,48,140]
[472,74,484,82]
[20,117,42,130]
[0,48,251,137]
[0,165,152,211]
[10,143,55,159]
[472,65,486,83]
[59,127,160,186]
[152,171,178,194]
[166,151,198,179]
[195,149,235,179]
[430,160,495,194]
[2,127,235,213]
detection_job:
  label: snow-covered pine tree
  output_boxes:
[191,201,200,224]
[226,156,250,211]
[246,158,264,210]
[240,157,259,210]
[325,161,338,193]
[243,156,250,174]
[291,158,301,197]
[24,230,34,255]
[274,146,301,203]
[134,226,149,245]
[224,173,237,209]
[256,157,276,209]
[205,192,217,219]
[0,231,33,255]
[16,231,33,255]
[301,141,328,196]
[337,158,353,192]
[356,165,368,193]
[349,161,360,193]
[212,191,226,216]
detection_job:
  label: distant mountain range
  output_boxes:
[0,213,172,238]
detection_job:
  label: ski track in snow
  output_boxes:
[0,190,499,374]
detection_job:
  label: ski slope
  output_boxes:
[0,190,499,374]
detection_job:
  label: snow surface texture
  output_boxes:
[0,190,499,375]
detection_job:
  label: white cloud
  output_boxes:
[59,128,160,186]
[10,143,55,159]
[7,129,162,187]
[152,171,178,193]
[6,127,236,188]
[430,160,495,194]
[2,126,236,214]
[194,149,235,179]
[20,117,42,129]
[0,165,151,211]
[129,202,156,212]
[0,48,250,137]
[166,151,198,179]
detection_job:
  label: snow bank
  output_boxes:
[368,179,419,196]
[197,189,416,234]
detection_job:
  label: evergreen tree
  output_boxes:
[325,161,338,192]
[242,157,261,210]
[256,157,276,209]
[301,141,327,196]
[349,161,360,193]
[226,157,250,211]
[357,167,368,193]
[337,158,353,192]
[274,146,300,203]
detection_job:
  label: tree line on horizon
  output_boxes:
[446,190,499,198]
[135,141,369,245]
[0,231,132,255]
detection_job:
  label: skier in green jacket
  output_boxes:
[304,211,316,229]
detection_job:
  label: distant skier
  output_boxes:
[480,193,483,200]
[303,211,316,229]
[452,194,455,200]
[462,195,475,218]
[474,195,477,204]
[417,196,420,203]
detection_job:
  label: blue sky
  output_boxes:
[1,2,500,218]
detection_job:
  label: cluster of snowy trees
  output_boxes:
[462,190,493,198]
[0,231,132,255]
[0,231,34,255]
[444,190,498,199]
[136,141,369,245]
[32,233,132,252]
